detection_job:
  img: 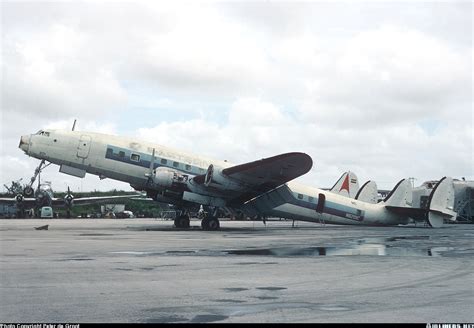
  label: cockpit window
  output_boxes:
[35,130,50,137]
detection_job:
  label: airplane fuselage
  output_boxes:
[267,183,408,226]
[20,129,410,226]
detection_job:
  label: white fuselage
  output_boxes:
[276,181,407,226]
[20,129,409,226]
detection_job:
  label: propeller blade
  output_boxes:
[146,148,156,177]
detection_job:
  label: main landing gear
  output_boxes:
[201,216,220,230]
[201,206,220,231]
[174,213,190,229]
[173,207,221,231]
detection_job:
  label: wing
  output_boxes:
[191,152,313,205]
[50,194,140,207]
[0,197,37,207]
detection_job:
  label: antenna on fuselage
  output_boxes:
[72,119,77,131]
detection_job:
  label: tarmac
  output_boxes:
[0,218,473,323]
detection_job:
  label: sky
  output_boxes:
[1,0,473,193]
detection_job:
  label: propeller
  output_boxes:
[64,186,74,218]
[204,164,214,186]
[15,194,24,203]
[145,148,156,179]
[64,186,74,206]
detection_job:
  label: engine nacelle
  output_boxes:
[203,164,242,191]
[151,167,188,189]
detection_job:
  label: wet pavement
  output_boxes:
[0,218,473,323]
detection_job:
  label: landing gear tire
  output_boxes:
[23,186,34,197]
[174,215,190,229]
[201,217,220,231]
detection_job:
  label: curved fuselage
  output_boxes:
[275,182,408,226]
[20,129,409,226]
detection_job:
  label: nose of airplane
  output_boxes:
[18,135,30,153]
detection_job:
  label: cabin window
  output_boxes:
[185,164,191,171]
[308,196,314,202]
[199,168,205,174]
[118,151,125,158]
[131,153,140,162]
[173,161,179,168]
[161,159,167,165]
[298,194,304,200]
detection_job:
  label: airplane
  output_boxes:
[17,128,455,228]
[129,170,360,222]
[242,176,456,228]
[18,128,313,229]
[0,160,140,218]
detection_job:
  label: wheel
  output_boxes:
[202,217,220,230]
[23,186,34,197]
[208,217,220,230]
[174,215,190,228]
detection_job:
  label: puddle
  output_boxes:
[320,305,352,311]
[165,250,196,254]
[145,315,188,323]
[256,287,287,291]
[78,233,114,236]
[190,314,229,323]
[58,258,94,261]
[226,245,457,257]
[213,299,246,303]
[223,288,249,292]
[109,235,464,259]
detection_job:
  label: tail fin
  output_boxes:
[355,181,378,204]
[330,171,359,198]
[425,177,456,227]
[383,179,413,207]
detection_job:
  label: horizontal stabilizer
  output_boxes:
[355,180,378,204]
[330,171,359,198]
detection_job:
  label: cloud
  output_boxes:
[3,25,127,120]
[1,2,472,193]
[298,25,472,129]
[136,95,472,189]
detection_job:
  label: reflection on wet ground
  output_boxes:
[110,235,468,258]
[226,245,457,257]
